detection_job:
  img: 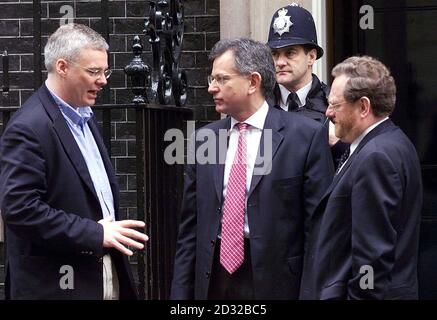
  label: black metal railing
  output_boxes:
[0,49,6,294]
[1,51,15,300]
[1,51,13,136]
[93,102,191,300]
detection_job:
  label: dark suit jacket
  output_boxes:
[267,75,349,170]
[0,85,137,299]
[267,74,330,124]
[170,105,334,300]
[300,119,423,300]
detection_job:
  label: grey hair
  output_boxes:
[332,56,396,117]
[209,38,276,97]
[44,23,109,73]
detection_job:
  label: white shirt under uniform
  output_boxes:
[278,80,313,111]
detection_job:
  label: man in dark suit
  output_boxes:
[0,23,148,299]
[300,56,423,300]
[170,38,334,300]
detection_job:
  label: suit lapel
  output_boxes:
[88,118,120,213]
[212,118,230,202]
[316,119,396,210]
[321,151,357,200]
[38,85,99,203]
[353,119,394,154]
[248,107,284,198]
[209,107,284,202]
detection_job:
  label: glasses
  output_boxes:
[207,73,242,86]
[327,100,347,111]
[67,60,112,79]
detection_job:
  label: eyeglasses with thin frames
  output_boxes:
[327,100,347,111]
[67,60,112,79]
[207,73,242,86]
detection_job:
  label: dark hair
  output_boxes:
[302,44,317,55]
[209,38,276,97]
[332,56,396,117]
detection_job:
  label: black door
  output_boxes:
[332,0,437,299]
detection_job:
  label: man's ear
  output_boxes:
[56,58,69,78]
[248,72,262,95]
[359,96,372,118]
[307,48,317,66]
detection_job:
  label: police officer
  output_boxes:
[266,3,347,168]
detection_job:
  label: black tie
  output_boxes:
[287,92,299,112]
[335,147,350,175]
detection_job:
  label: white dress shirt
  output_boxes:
[223,101,269,237]
[278,80,313,111]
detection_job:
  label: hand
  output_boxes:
[98,218,149,256]
[328,121,340,146]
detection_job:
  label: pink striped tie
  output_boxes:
[220,122,248,274]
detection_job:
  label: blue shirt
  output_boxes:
[47,86,115,221]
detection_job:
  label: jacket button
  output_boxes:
[206,271,211,279]
[211,239,215,247]
[217,207,221,212]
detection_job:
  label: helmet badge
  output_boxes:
[273,8,293,36]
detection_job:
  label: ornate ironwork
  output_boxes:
[124,36,150,104]
[125,0,187,106]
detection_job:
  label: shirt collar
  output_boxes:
[230,100,269,131]
[350,117,389,155]
[46,81,93,127]
[278,79,313,107]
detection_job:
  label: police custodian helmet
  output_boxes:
[267,3,324,59]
